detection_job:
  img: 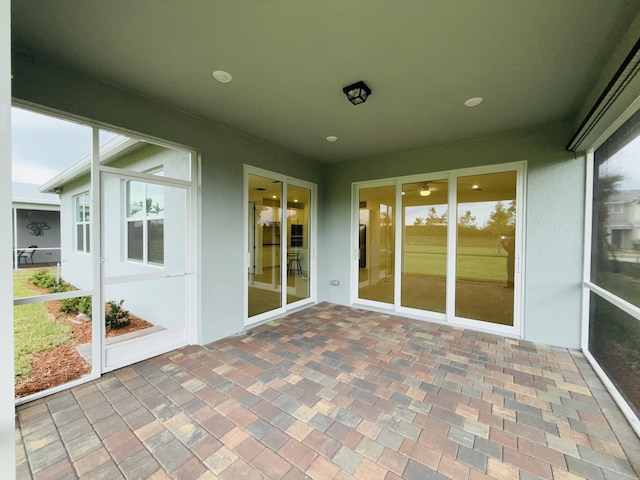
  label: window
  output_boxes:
[587,108,640,421]
[126,181,164,265]
[74,192,90,253]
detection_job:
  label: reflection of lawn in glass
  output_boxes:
[403,244,508,283]
[14,268,73,383]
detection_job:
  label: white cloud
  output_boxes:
[12,158,59,184]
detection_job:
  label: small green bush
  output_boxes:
[29,269,58,290]
[59,296,92,318]
[29,269,73,293]
[29,269,129,329]
[105,300,131,329]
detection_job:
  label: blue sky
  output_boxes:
[11,107,93,184]
[11,107,117,185]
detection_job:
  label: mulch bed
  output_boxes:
[15,283,153,397]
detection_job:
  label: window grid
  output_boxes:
[125,181,164,265]
[74,192,90,253]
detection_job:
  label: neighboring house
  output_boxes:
[606,189,640,250]
[11,182,60,267]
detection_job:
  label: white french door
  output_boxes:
[245,166,316,326]
[100,169,195,371]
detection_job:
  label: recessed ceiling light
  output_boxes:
[272,195,277,199]
[213,70,233,83]
[464,97,483,107]
[326,135,338,143]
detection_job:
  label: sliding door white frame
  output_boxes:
[352,161,526,338]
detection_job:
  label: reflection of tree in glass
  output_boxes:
[458,210,477,230]
[596,174,624,273]
[129,198,164,216]
[484,201,515,237]
[146,198,163,214]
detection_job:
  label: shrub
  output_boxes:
[105,300,131,329]
[59,296,92,318]
[29,269,73,293]
[29,269,57,290]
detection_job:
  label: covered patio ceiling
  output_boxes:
[11,1,640,162]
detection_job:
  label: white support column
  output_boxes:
[0,0,16,475]
[91,128,103,376]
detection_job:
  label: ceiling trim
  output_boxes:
[567,37,640,152]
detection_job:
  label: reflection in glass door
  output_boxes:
[287,184,311,305]
[401,179,448,313]
[248,174,283,317]
[455,171,517,326]
[358,186,395,304]
[354,164,523,334]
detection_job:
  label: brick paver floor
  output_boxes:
[15,303,640,479]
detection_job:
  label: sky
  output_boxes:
[404,202,502,228]
[11,107,116,185]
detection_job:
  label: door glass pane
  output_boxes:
[248,174,283,317]
[358,186,395,304]
[456,171,516,325]
[287,185,310,305]
[402,179,448,312]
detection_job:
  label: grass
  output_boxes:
[402,244,508,282]
[13,267,73,383]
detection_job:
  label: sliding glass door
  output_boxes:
[455,171,517,326]
[246,167,315,325]
[354,163,524,335]
[358,185,395,304]
[247,174,283,318]
[401,178,448,314]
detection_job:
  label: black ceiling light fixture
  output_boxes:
[343,81,371,105]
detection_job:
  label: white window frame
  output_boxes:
[582,149,640,437]
[125,179,165,266]
[74,191,91,253]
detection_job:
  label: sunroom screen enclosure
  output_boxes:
[13,107,197,401]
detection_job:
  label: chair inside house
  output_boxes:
[287,251,302,275]
[17,245,37,265]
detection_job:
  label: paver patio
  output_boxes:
[15,303,640,479]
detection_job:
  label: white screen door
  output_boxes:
[101,171,193,371]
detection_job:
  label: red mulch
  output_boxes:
[15,283,154,397]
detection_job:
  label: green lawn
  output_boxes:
[14,268,73,383]
[402,244,508,283]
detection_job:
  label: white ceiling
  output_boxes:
[11,1,640,163]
